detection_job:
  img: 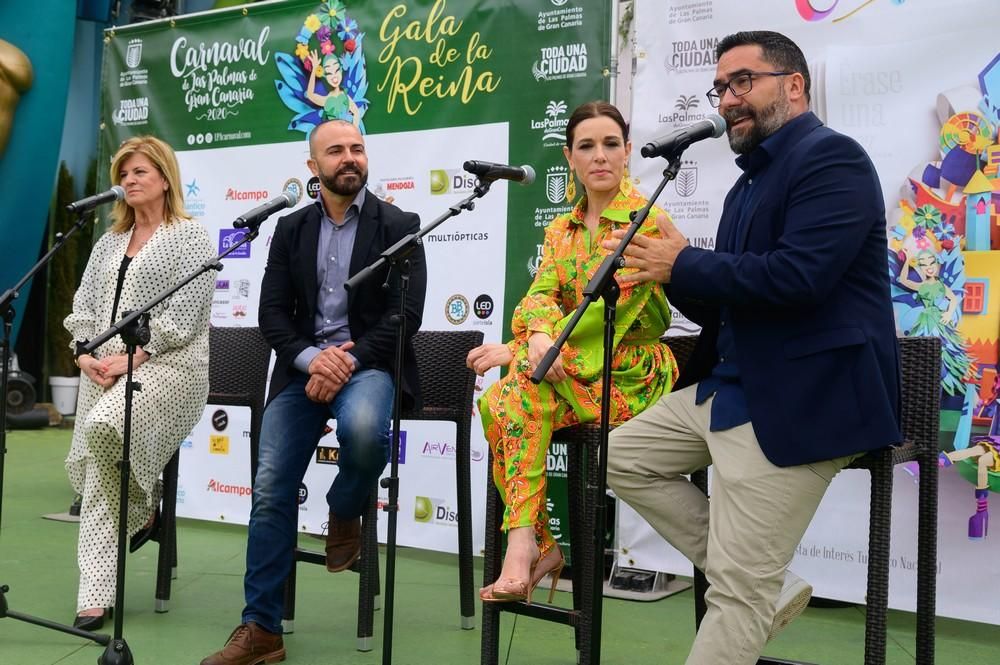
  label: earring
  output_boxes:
[565,171,577,202]
[621,165,633,195]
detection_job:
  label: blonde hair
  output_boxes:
[108,135,188,233]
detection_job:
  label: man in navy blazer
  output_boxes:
[203,119,426,665]
[606,31,900,665]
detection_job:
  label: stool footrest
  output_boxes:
[497,601,579,626]
[293,548,325,566]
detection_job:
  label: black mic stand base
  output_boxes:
[0,585,111,646]
[100,638,135,665]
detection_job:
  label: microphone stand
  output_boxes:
[73,221,265,665]
[344,178,493,665]
[530,152,685,665]
[0,210,113,649]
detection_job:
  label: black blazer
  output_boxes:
[669,113,901,467]
[258,191,426,410]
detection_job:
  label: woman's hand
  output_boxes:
[466,343,513,376]
[78,355,115,389]
[527,332,568,383]
[88,349,152,386]
[99,349,151,378]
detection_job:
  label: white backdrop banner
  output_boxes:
[623,0,1000,625]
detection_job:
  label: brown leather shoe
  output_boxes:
[200,622,285,665]
[325,512,361,572]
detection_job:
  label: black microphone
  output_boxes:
[463,160,536,185]
[233,189,302,229]
[640,115,727,159]
[65,186,126,214]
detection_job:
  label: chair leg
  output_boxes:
[481,460,503,665]
[915,450,938,665]
[282,555,297,634]
[864,461,893,665]
[155,452,179,613]
[456,423,476,629]
[357,492,378,652]
[567,437,597,665]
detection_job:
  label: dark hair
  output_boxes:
[716,31,811,102]
[565,101,629,148]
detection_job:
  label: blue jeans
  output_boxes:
[242,369,394,633]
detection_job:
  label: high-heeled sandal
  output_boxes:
[480,546,540,603]
[480,547,565,605]
[527,546,565,604]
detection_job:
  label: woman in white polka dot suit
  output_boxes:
[64,135,214,631]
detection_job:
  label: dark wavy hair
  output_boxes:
[565,101,629,149]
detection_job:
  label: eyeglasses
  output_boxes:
[706,71,791,108]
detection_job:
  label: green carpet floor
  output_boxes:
[1,427,998,664]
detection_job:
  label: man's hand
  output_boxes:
[308,341,356,385]
[466,343,513,376]
[527,332,568,384]
[603,214,689,283]
[305,374,341,403]
[305,341,355,403]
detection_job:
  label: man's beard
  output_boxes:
[319,165,368,196]
[723,92,791,155]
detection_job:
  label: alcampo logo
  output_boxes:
[206,479,252,496]
[226,188,269,201]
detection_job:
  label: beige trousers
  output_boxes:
[607,384,855,665]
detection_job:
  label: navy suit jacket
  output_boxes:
[669,112,901,466]
[258,191,426,410]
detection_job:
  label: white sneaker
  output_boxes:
[768,570,812,642]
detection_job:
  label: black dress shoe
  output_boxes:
[73,607,112,631]
[129,507,161,553]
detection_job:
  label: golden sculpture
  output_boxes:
[0,39,33,157]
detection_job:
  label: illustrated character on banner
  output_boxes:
[274,1,369,136]
[939,408,1000,539]
[888,205,973,402]
[305,51,361,127]
[890,51,1000,539]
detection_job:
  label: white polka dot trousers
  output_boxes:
[76,420,154,612]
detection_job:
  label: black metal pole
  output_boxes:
[380,262,410,665]
[590,279,619,664]
[0,211,111,647]
[96,313,148,665]
[529,154,686,665]
[345,178,494,665]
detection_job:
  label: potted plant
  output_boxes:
[45,160,93,415]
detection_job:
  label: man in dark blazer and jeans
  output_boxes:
[202,119,426,665]
[605,31,900,665]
